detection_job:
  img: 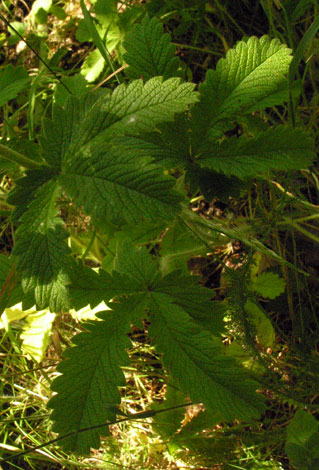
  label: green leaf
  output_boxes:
[185,163,244,201]
[110,115,191,170]
[49,4,67,20]
[12,179,73,311]
[152,383,186,439]
[7,167,57,224]
[203,35,292,124]
[40,92,102,169]
[114,239,160,287]
[20,308,56,362]
[286,410,319,470]
[123,14,179,80]
[160,219,208,274]
[0,255,33,312]
[190,36,292,153]
[43,78,196,170]
[7,21,27,46]
[114,219,167,244]
[59,145,183,224]
[245,300,275,348]
[197,127,315,178]
[48,298,142,453]
[69,263,145,311]
[54,74,88,107]
[149,293,265,421]
[153,269,225,335]
[287,410,319,448]
[100,77,198,138]
[0,64,29,107]
[176,408,222,440]
[285,443,313,470]
[94,0,118,18]
[252,272,285,299]
[68,264,113,310]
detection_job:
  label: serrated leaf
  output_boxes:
[12,179,73,311]
[42,78,196,171]
[7,167,58,224]
[40,92,102,169]
[123,14,179,80]
[70,301,110,322]
[60,144,183,224]
[197,127,315,178]
[203,35,292,124]
[68,264,113,310]
[153,270,225,335]
[177,408,222,440]
[69,263,144,311]
[100,77,198,138]
[48,298,144,453]
[110,115,191,170]
[252,271,285,299]
[149,293,265,420]
[191,36,292,154]
[114,239,160,287]
[0,302,32,328]
[114,219,167,244]
[0,64,29,107]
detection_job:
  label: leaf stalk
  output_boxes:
[0,143,41,169]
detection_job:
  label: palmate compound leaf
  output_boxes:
[9,77,194,310]
[149,292,265,421]
[48,296,148,453]
[12,178,74,311]
[197,127,315,178]
[123,14,179,80]
[59,144,183,225]
[112,241,221,333]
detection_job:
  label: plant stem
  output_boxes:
[0,144,41,169]
[172,42,223,56]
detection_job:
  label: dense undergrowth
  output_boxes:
[1,1,319,469]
